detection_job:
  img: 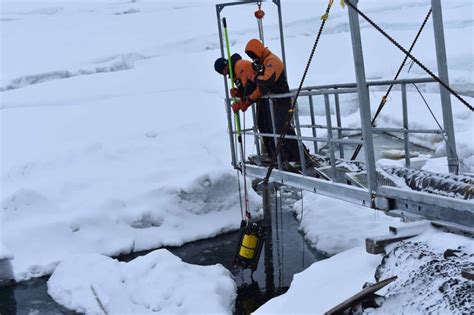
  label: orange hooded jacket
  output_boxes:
[233,59,262,102]
[244,39,290,97]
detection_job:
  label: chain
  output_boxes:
[344,0,473,111]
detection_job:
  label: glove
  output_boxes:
[231,100,253,113]
[231,101,241,113]
[230,88,242,98]
[238,99,253,112]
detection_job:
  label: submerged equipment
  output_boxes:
[233,220,265,271]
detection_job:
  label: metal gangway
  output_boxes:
[216,0,473,232]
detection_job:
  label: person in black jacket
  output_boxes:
[244,39,307,166]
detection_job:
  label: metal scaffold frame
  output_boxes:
[216,0,473,231]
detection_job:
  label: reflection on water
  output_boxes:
[0,277,73,315]
[0,186,325,315]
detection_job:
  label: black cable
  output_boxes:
[350,8,432,160]
[412,83,459,172]
[344,0,473,112]
[263,1,334,185]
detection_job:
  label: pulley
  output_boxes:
[255,1,265,44]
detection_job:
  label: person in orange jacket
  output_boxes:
[243,38,303,164]
[214,53,260,110]
[214,54,275,159]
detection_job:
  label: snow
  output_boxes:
[254,246,383,314]
[47,249,236,314]
[255,207,473,314]
[367,229,473,314]
[2,168,261,281]
[422,156,450,173]
[293,192,400,256]
[0,0,473,313]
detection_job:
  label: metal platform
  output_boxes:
[217,0,473,232]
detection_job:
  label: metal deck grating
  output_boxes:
[346,171,400,189]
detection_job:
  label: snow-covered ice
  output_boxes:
[255,206,473,314]
[47,249,236,314]
[2,168,261,281]
[254,246,383,314]
[293,193,400,256]
[1,0,473,313]
[369,229,473,314]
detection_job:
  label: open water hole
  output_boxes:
[0,186,325,315]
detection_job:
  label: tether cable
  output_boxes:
[351,8,433,160]
[344,0,473,112]
[412,83,460,172]
[223,17,251,221]
[263,0,334,185]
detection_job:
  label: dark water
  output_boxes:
[0,278,73,315]
[0,187,325,315]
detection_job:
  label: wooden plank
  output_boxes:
[461,267,474,280]
[325,276,397,314]
[365,234,415,254]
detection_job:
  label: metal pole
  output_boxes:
[347,0,378,194]
[293,100,307,175]
[269,99,283,170]
[252,104,262,164]
[334,93,344,159]
[274,0,287,72]
[308,94,318,154]
[216,8,237,168]
[324,94,337,181]
[262,182,275,295]
[401,84,410,168]
[431,0,458,174]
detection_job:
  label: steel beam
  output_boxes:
[324,94,337,180]
[334,93,344,159]
[308,94,318,154]
[378,186,474,213]
[274,0,287,71]
[245,165,373,206]
[243,132,363,145]
[251,104,261,164]
[299,77,436,92]
[347,0,378,194]
[431,0,459,174]
[269,99,283,170]
[265,88,358,99]
[293,101,307,175]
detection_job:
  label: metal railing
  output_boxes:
[217,0,473,229]
[238,77,442,179]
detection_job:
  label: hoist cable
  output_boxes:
[344,0,473,111]
[350,8,433,160]
[255,2,265,44]
[412,83,460,172]
[223,17,251,222]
